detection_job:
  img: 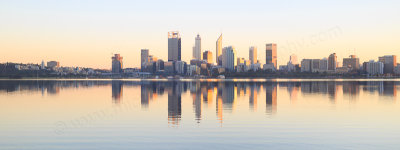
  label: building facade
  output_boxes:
[141,49,149,69]
[343,55,360,70]
[168,31,181,61]
[328,53,337,71]
[193,34,202,60]
[222,46,237,71]
[112,54,123,74]
[203,51,213,64]
[266,43,277,69]
[216,34,223,66]
[379,55,397,74]
[366,60,384,75]
[249,46,257,64]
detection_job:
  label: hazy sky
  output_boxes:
[1,0,399,69]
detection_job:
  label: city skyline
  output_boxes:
[0,0,399,69]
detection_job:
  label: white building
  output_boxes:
[192,34,202,60]
[366,60,384,75]
[222,46,237,71]
[175,61,186,75]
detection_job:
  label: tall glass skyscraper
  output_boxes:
[216,34,222,65]
[168,31,181,62]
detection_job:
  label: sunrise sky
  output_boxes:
[0,0,399,69]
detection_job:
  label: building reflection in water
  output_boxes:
[249,83,258,111]
[343,81,359,100]
[111,81,123,103]
[216,82,224,124]
[191,82,202,123]
[1,80,399,126]
[168,82,182,125]
[265,83,277,115]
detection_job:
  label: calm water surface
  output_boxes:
[0,79,400,150]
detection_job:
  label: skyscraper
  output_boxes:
[216,34,222,66]
[193,34,201,60]
[203,51,213,64]
[379,55,397,74]
[249,46,257,64]
[168,31,181,61]
[141,49,149,69]
[112,54,123,74]
[266,43,277,69]
[222,46,237,71]
[328,53,337,71]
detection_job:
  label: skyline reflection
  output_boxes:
[0,79,399,126]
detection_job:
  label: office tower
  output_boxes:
[328,53,337,71]
[379,55,397,74]
[168,31,181,61]
[216,34,222,65]
[366,60,384,75]
[343,55,360,70]
[203,51,213,64]
[193,34,201,60]
[249,46,257,64]
[112,54,123,74]
[222,46,237,71]
[141,49,149,69]
[266,43,277,69]
[47,61,59,68]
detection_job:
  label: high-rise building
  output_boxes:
[301,59,312,72]
[203,51,213,64]
[249,46,257,64]
[343,55,360,70]
[193,34,202,60]
[328,53,337,71]
[379,55,397,74]
[112,54,123,74]
[319,58,328,71]
[141,49,149,69]
[168,31,181,61]
[222,46,237,71]
[366,60,384,75]
[266,43,277,69]
[216,34,222,65]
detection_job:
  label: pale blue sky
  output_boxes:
[0,0,399,68]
